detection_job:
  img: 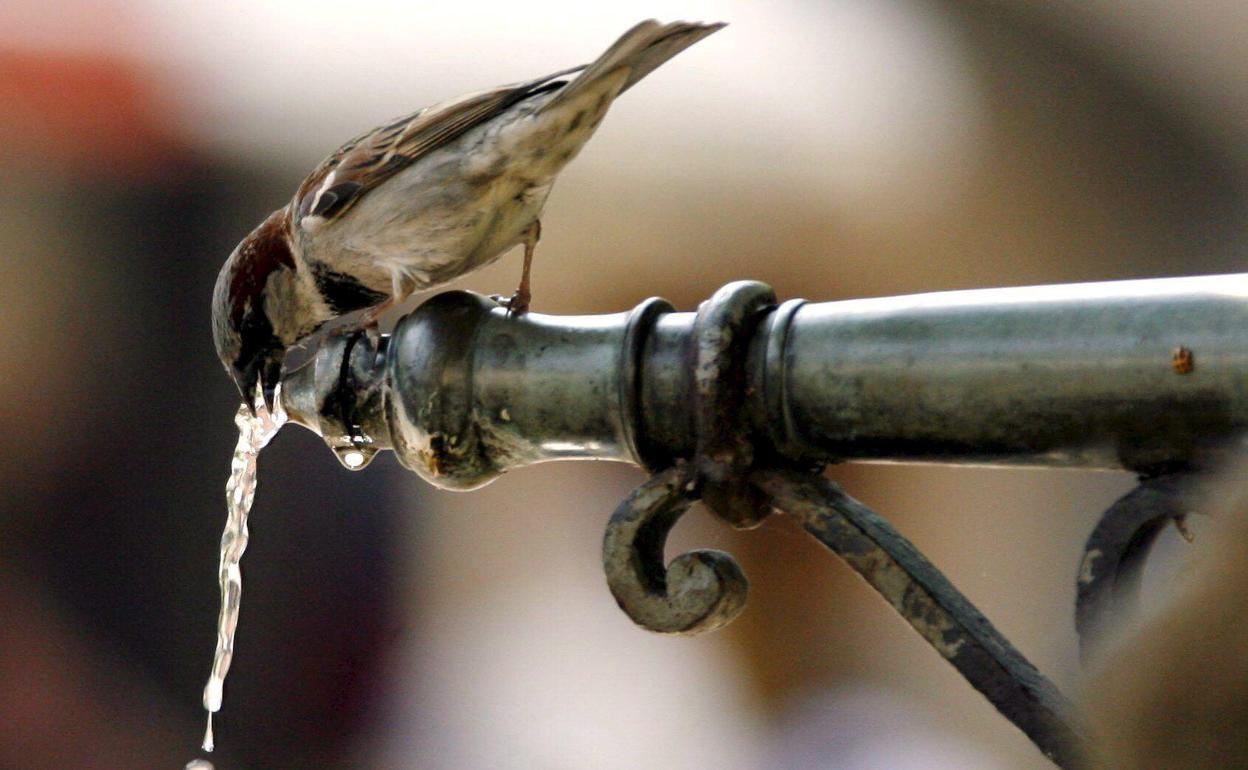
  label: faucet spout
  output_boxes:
[279,329,391,470]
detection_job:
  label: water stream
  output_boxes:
[200,388,287,754]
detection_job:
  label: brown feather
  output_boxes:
[541,20,725,110]
[293,67,583,224]
[227,208,293,329]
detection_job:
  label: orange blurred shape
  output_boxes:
[0,49,193,179]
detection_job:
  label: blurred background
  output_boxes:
[1,1,1245,768]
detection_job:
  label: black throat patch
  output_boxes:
[310,261,389,316]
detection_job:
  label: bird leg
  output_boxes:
[355,303,388,345]
[358,299,392,329]
[495,221,540,315]
[352,275,409,344]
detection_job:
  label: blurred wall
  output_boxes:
[0,2,1244,769]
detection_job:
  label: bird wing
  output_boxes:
[293,67,583,224]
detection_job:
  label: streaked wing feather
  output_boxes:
[294,66,584,223]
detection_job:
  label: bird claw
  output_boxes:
[490,291,531,316]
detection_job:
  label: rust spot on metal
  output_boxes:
[1171,346,1195,374]
[422,433,446,477]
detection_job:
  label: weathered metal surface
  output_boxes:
[282,274,1248,486]
[382,291,638,488]
[602,464,748,634]
[1075,473,1200,662]
[690,281,776,528]
[776,275,1248,472]
[753,469,1091,770]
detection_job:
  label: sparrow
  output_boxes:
[212,19,725,412]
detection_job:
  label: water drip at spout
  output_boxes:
[333,442,377,470]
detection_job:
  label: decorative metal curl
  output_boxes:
[602,465,748,635]
[603,283,775,635]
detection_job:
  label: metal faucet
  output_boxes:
[282,274,1248,481]
[279,274,1248,769]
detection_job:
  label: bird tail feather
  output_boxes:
[543,20,725,110]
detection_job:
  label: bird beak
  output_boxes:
[232,347,284,416]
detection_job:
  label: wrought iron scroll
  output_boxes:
[602,465,747,634]
[601,282,1092,770]
[605,281,776,633]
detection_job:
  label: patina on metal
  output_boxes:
[279,273,1248,770]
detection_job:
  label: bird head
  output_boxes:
[212,208,300,413]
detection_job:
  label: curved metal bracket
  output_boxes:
[602,465,748,635]
[1075,473,1201,662]
[755,469,1089,770]
[602,465,1092,768]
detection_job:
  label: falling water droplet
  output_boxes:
[201,712,214,753]
[333,443,377,470]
